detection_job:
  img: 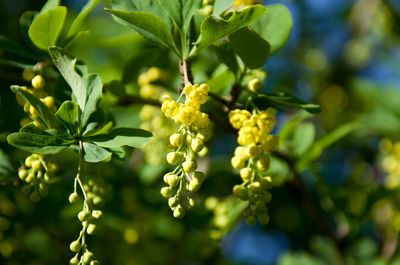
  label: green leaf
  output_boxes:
[11,86,62,129]
[229,27,270,69]
[81,74,103,127]
[106,8,178,54]
[158,0,200,31]
[107,146,126,159]
[82,142,112,163]
[67,0,101,38]
[40,0,60,14]
[0,150,13,180]
[49,46,87,111]
[191,5,267,56]
[251,4,292,53]
[55,101,80,134]
[83,121,113,137]
[28,6,67,50]
[7,132,70,154]
[87,127,152,149]
[255,92,321,114]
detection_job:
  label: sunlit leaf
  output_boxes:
[87,127,152,149]
[28,6,67,50]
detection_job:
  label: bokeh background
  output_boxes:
[1,0,400,264]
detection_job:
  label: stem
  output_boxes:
[76,140,88,201]
[179,60,193,89]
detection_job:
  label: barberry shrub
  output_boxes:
[3,0,397,265]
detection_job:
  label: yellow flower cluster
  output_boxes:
[228,108,278,225]
[160,83,211,218]
[380,139,400,189]
[18,154,57,202]
[138,67,178,165]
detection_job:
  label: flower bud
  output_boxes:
[69,193,79,203]
[182,159,197,173]
[160,186,173,198]
[166,151,183,165]
[249,181,263,193]
[169,133,183,147]
[168,196,179,208]
[87,224,97,235]
[29,105,38,117]
[69,240,81,252]
[69,256,79,265]
[247,144,261,157]
[164,172,179,187]
[173,205,185,218]
[42,96,55,108]
[231,156,245,169]
[18,169,28,180]
[78,210,90,222]
[191,138,204,153]
[31,160,42,171]
[82,251,94,263]
[92,210,103,219]
[248,78,262,93]
[25,155,35,167]
[198,146,208,157]
[31,75,45,89]
[187,179,200,192]
[240,167,253,181]
[233,185,248,200]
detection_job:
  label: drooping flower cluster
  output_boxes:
[18,154,57,202]
[380,139,400,189]
[68,176,104,265]
[228,108,278,224]
[138,67,178,164]
[160,83,211,218]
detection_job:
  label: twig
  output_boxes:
[179,60,193,89]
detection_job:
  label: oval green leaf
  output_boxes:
[28,6,67,50]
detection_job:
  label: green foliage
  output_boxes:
[251,4,293,53]
[28,6,67,50]
[6,0,400,265]
[107,9,178,54]
[192,5,267,55]
[229,27,271,69]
